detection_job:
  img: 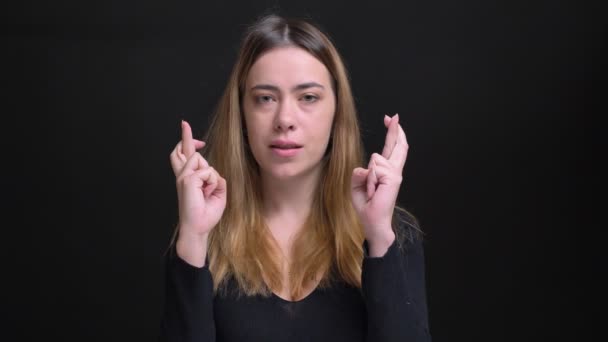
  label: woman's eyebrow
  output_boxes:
[250,82,325,92]
[250,84,279,92]
[292,82,324,91]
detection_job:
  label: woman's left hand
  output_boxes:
[351,114,409,256]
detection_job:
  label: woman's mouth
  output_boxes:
[270,145,302,157]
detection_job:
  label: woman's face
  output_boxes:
[242,46,336,181]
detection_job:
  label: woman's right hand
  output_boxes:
[169,120,227,265]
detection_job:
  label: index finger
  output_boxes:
[381,114,399,159]
[181,120,195,158]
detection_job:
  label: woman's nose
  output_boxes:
[274,100,297,131]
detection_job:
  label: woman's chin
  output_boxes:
[261,165,311,181]
[267,168,301,180]
[259,160,323,182]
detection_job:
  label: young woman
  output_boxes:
[160,14,431,341]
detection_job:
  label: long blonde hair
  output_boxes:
[174,14,417,299]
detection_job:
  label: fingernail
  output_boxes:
[384,115,389,120]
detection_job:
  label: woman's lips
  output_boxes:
[270,146,302,157]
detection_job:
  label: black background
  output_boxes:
[3,0,602,340]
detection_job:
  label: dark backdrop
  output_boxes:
[4,0,602,341]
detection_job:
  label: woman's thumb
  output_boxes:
[351,167,369,188]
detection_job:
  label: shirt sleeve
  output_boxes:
[361,218,432,341]
[158,244,216,342]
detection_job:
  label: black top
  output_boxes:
[158,220,431,342]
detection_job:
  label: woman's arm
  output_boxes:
[158,244,216,342]
[362,217,431,342]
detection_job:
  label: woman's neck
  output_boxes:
[260,167,321,240]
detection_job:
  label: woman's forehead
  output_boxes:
[246,47,331,90]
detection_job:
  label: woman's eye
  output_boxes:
[301,94,319,103]
[256,95,274,104]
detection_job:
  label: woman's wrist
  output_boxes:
[366,228,396,257]
[176,232,209,268]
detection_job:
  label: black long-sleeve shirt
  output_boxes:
[159,222,431,341]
